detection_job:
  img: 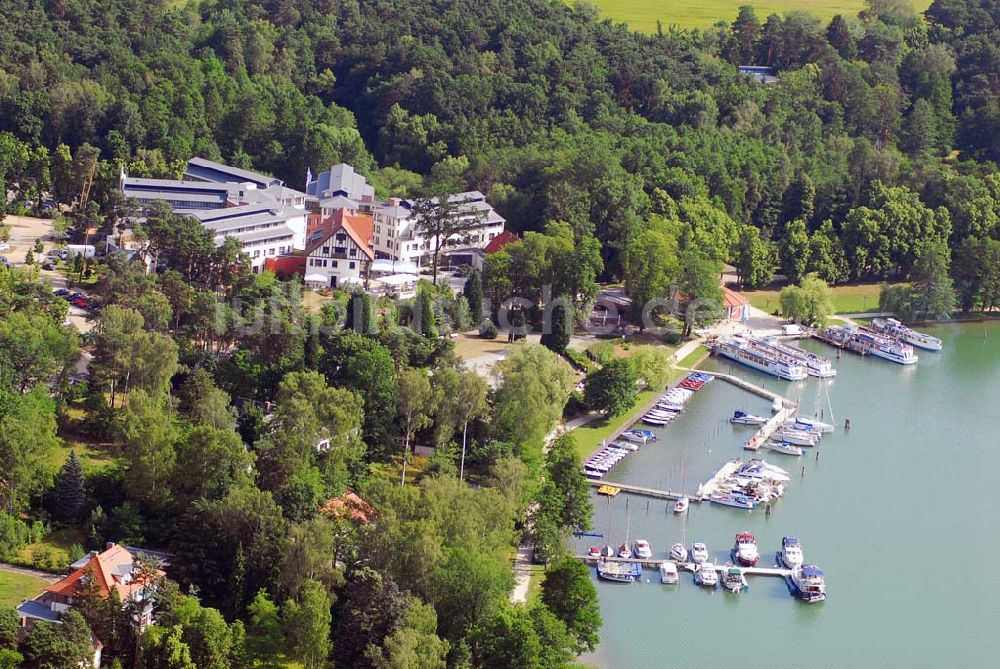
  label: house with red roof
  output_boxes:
[16,543,166,666]
[302,208,375,288]
[722,285,749,320]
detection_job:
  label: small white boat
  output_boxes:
[775,429,819,446]
[771,397,783,413]
[673,496,689,514]
[659,561,679,584]
[617,542,632,559]
[780,536,804,569]
[690,542,709,564]
[633,539,653,560]
[731,410,768,425]
[767,441,804,456]
[694,563,718,587]
[642,415,670,426]
[669,542,688,562]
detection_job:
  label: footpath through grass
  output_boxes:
[744,283,890,316]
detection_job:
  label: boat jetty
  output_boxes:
[870,317,943,352]
[813,324,918,364]
[579,534,827,602]
[713,336,808,381]
[698,459,790,510]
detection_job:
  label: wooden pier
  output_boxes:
[742,406,794,451]
[696,458,742,498]
[587,479,688,501]
[686,367,794,407]
[573,554,792,579]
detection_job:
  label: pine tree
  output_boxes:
[344,289,372,333]
[463,268,484,324]
[540,302,572,355]
[55,451,86,522]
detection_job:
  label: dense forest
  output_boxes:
[1,0,999,667]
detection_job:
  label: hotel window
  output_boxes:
[332,261,338,268]
[253,250,260,258]
[322,247,330,255]
[349,261,356,270]
[349,248,356,257]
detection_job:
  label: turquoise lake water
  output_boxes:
[577,322,1000,668]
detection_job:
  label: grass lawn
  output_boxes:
[525,563,547,605]
[744,283,890,315]
[15,527,86,574]
[581,0,931,32]
[677,345,709,369]
[0,571,49,608]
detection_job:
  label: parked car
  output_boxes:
[53,288,70,297]
[71,297,89,309]
[0,256,10,268]
[41,261,54,271]
[66,292,84,301]
[0,243,10,252]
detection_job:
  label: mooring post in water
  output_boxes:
[815,450,820,462]
[801,466,805,478]
[646,500,649,512]
[765,503,772,517]
[845,418,852,430]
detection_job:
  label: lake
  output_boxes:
[577,322,1000,668]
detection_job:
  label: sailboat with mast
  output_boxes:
[673,445,690,513]
[617,509,633,558]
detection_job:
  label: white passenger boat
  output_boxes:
[828,325,919,364]
[690,542,709,564]
[659,561,679,584]
[871,317,943,351]
[694,563,718,587]
[780,536,804,569]
[669,542,688,562]
[731,410,768,425]
[714,337,808,381]
[757,336,837,377]
[790,564,826,602]
[767,441,804,456]
[709,492,757,510]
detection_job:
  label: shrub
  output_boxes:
[479,321,498,339]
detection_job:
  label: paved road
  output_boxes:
[0,561,60,584]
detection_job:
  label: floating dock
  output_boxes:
[587,479,688,501]
[574,555,792,579]
[696,459,742,498]
[742,406,794,451]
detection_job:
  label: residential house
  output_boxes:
[16,543,166,667]
[371,191,505,267]
[722,286,749,320]
[302,209,375,288]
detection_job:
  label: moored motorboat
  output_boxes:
[767,440,804,456]
[709,492,757,510]
[789,564,826,602]
[722,567,748,593]
[659,561,679,584]
[774,428,819,446]
[731,410,768,425]
[673,496,689,514]
[690,542,709,564]
[780,536,803,569]
[669,542,688,562]
[617,542,632,559]
[732,532,760,566]
[596,560,642,583]
[601,545,615,558]
[694,563,718,588]
[633,539,653,560]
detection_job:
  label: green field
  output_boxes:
[744,282,891,315]
[0,570,49,608]
[583,0,930,32]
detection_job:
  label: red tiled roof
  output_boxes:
[304,209,374,259]
[483,230,518,254]
[264,255,307,278]
[722,286,749,309]
[46,544,164,602]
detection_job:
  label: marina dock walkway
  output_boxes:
[587,479,687,501]
[572,555,792,578]
[696,458,742,498]
[742,406,794,451]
